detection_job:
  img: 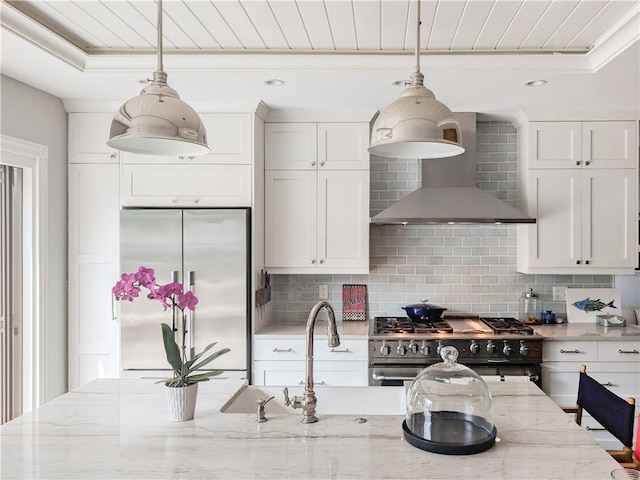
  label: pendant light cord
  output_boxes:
[152,0,168,85]
[411,0,424,87]
[157,0,163,73]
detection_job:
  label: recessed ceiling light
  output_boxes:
[264,79,285,86]
[525,80,547,87]
[392,80,409,87]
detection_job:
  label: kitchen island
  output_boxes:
[0,379,621,479]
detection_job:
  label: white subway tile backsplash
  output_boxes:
[270,121,613,321]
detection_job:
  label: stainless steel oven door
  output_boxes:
[369,365,541,387]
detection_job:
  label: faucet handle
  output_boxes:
[283,387,303,410]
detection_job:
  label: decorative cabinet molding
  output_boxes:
[517,120,638,274]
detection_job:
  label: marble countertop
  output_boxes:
[256,319,369,338]
[257,319,640,341]
[0,378,622,479]
[533,323,640,340]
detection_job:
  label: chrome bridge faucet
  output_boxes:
[283,301,340,423]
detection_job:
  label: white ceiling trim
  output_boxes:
[2,1,637,77]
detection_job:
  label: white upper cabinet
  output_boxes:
[528,121,637,169]
[517,120,638,274]
[68,113,119,164]
[121,113,253,165]
[264,121,370,273]
[266,123,369,170]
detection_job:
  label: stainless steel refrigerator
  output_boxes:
[120,208,250,379]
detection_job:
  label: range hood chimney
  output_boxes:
[370,113,535,225]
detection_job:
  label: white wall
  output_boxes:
[0,74,68,400]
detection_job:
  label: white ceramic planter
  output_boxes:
[165,383,198,421]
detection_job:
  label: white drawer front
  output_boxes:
[253,339,306,361]
[542,341,598,362]
[121,164,251,207]
[253,360,368,386]
[254,338,367,362]
[597,341,640,362]
[314,339,367,361]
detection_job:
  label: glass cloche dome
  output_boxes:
[403,346,497,455]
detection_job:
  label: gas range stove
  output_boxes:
[369,316,542,366]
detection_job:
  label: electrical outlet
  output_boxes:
[319,285,328,300]
[553,286,567,302]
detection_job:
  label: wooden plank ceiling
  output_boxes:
[6,0,638,56]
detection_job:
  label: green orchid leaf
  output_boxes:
[184,341,219,368]
[161,323,183,374]
[184,371,224,383]
[187,348,230,373]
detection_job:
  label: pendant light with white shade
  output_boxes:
[107,0,209,156]
[369,0,464,159]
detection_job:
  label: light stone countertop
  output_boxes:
[533,323,640,341]
[256,320,369,338]
[0,378,623,479]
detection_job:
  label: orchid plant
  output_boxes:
[112,266,230,387]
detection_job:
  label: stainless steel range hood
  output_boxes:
[370,112,535,225]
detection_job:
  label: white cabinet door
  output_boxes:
[121,164,252,207]
[121,113,253,165]
[318,170,369,272]
[68,113,119,164]
[527,122,582,169]
[265,123,317,170]
[582,169,636,268]
[317,123,370,170]
[582,121,638,169]
[68,163,120,389]
[522,170,581,269]
[264,170,317,268]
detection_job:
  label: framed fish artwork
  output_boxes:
[565,288,622,323]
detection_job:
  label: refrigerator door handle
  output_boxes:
[111,295,118,322]
[187,271,195,359]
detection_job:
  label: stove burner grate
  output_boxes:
[374,317,453,335]
[480,317,534,336]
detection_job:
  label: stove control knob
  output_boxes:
[380,343,391,356]
[519,341,530,358]
[396,343,407,356]
[486,341,497,354]
[503,341,513,357]
[408,343,419,355]
[420,342,431,356]
[470,341,480,354]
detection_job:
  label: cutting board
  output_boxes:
[565,288,621,323]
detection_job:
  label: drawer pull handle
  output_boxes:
[171,197,201,204]
[560,349,580,354]
[330,348,350,353]
[299,380,325,386]
[272,348,293,353]
[599,382,613,387]
[618,349,639,354]
[585,426,606,431]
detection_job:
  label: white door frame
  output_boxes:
[0,135,48,411]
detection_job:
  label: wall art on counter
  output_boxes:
[342,284,367,321]
[565,288,621,323]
